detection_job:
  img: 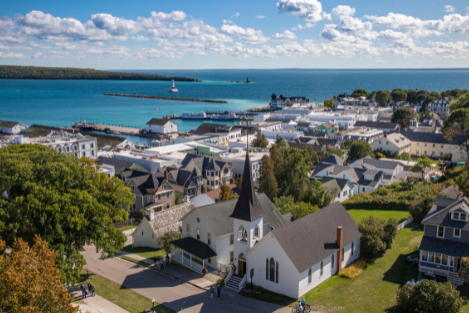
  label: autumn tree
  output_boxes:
[257,155,279,200]
[0,145,134,284]
[220,179,237,202]
[234,174,243,189]
[252,131,269,148]
[157,231,182,254]
[0,235,78,313]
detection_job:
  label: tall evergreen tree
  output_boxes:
[257,155,279,200]
[220,179,237,202]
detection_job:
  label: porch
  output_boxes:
[170,237,217,274]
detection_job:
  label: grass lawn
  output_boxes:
[77,270,175,313]
[117,225,137,231]
[347,209,411,224]
[121,244,166,259]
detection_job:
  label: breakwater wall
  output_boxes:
[104,93,228,104]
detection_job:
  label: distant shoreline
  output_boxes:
[111,68,469,72]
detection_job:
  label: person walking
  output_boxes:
[91,284,95,296]
[160,257,165,270]
[217,285,221,298]
[166,253,170,267]
[153,255,157,265]
[301,297,306,310]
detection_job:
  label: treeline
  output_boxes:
[0,65,201,81]
[342,88,469,109]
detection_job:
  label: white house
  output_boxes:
[245,202,361,299]
[132,202,194,249]
[319,177,354,202]
[347,156,405,185]
[0,120,29,135]
[370,132,411,155]
[170,151,361,299]
[146,118,178,134]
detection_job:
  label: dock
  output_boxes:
[92,123,141,135]
[104,93,228,104]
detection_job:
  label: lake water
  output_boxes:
[1,69,468,135]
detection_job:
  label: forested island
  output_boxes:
[0,65,201,81]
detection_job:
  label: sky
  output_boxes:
[1,0,469,69]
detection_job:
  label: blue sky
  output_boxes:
[1,0,469,69]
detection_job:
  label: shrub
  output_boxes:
[395,280,463,313]
[409,196,434,223]
[338,258,367,279]
[359,217,399,258]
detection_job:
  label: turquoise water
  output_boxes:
[1,69,468,133]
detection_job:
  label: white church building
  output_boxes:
[171,150,362,299]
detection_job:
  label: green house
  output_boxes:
[313,123,336,136]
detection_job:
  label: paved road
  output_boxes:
[82,246,291,313]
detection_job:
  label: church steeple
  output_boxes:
[230,126,265,222]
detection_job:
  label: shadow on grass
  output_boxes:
[382,251,420,286]
[405,222,424,232]
[240,284,297,307]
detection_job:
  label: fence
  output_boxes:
[113,217,138,229]
[397,216,414,231]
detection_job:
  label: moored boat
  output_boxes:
[169,80,178,92]
[211,112,240,121]
[182,112,210,120]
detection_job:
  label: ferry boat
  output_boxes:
[212,112,240,121]
[182,112,210,120]
[169,80,178,92]
[71,120,93,131]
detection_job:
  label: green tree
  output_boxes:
[276,148,311,201]
[409,196,435,223]
[419,109,433,122]
[175,192,184,205]
[400,152,411,161]
[421,95,436,112]
[220,179,237,202]
[304,145,319,165]
[273,196,319,219]
[442,109,469,162]
[303,179,336,208]
[429,91,441,98]
[449,93,469,110]
[405,89,418,103]
[391,107,417,130]
[0,145,134,284]
[351,89,371,98]
[395,280,463,313]
[157,231,182,254]
[252,131,269,148]
[234,175,243,189]
[0,235,78,313]
[416,89,428,102]
[411,156,433,181]
[275,137,287,149]
[324,98,333,109]
[358,217,398,258]
[391,88,407,102]
[257,155,279,200]
[375,90,391,107]
[348,141,373,161]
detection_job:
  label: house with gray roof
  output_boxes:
[322,154,344,166]
[95,156,138,178]
[171,149,361,299]
[0,120,29,135]
[122,169,174,214]
[347,156,405,185]
[146,118,177,134]
[320,177,354,202]
[160,154,232,198]
[419,197,469,286]
[311,162,383,194]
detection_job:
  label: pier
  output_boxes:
[104,93,228,104]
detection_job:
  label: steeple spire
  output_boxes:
[230,127,265,222]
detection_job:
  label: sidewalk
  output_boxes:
[117,250,237,296]
[70,287,129,313]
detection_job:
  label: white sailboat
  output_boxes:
[169,79,178,92]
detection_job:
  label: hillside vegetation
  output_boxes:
[0,65,200,81]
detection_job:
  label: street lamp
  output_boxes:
[152,298,155,310]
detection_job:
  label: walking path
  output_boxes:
[83,245,290,313]
[70,286,129,313]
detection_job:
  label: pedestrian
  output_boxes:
[202,266,208,276]
[91,284,95,296]
[82,284,87,298]
[153,255,157,265]
[217,285,221,298]
[301,297,306,309]
[210,285,214,299]
[88,282,92,294]
[79,285,84,298]
[160,257,165,270]
[166,253,170,267]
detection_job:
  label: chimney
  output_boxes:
[396,127,400,134]
[146,209,154,221]
[383,132,387,138]
[337,226,344,272]
[165,170,169,181]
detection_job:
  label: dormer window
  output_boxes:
[452,212,467,221]
[453,212,460,220]
[461,213,467,221]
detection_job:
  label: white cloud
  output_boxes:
[220,24,268,44]
[223,19,234,24]
[332,5,356,17]
[131,35,149,41]
[91,13,142,35]
[148,20,232,43]
[276,0,323,22]
[138,11,187,28]
[321,12,332,21]
[54,42,88,50]
[232,12,240,18]
[0,52,29,59]
[272,30,297,41]
[444,5,455,13]
[255,15,266,19]
[292,23,315,30]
